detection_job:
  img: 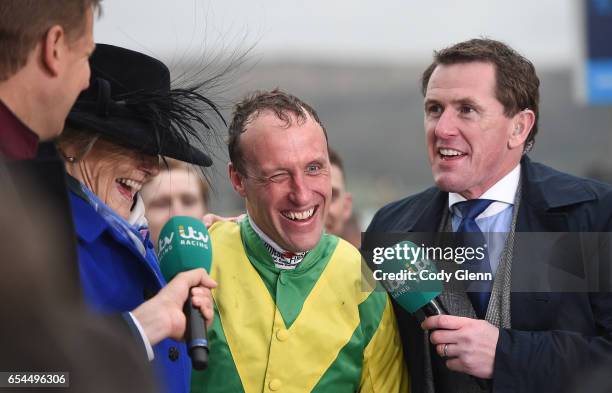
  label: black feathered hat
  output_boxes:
[67,44,224,167]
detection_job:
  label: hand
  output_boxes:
[422,315,499,379]
[202,213,246,228]
[132,268,217,346]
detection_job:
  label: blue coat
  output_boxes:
[68,189,191,393]
[367,156,612,393]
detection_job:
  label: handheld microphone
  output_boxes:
[376,241,448,323]
[377,240,488,389]
[157,216,212,370]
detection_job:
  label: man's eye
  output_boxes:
[306,164,321,175]
[150,197,170,209]
[426,104,442,116]
[460,105,475,114]
[269,173,290,183]
[181,195,198,207]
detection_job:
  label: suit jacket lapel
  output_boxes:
[407,188,447,232]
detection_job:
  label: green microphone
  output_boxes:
[157,216,212,370]
[379,241,487,389]
[377,241,447,322]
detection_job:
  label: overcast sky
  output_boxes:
[95,0,583,67]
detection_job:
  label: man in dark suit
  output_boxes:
[367,39,612,393]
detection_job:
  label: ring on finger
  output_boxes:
[443,343,449,358]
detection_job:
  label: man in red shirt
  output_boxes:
[0,0,100,304]
[0,1,97,159]
[0,1,100,304]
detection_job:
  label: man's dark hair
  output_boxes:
[228,88,327,175]
[421,38,540,151]
[0,0,102,81]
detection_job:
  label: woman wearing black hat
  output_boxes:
[56,44,223,393]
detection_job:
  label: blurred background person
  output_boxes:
[327,148,363,247]
[141,158,210,247]
[326,148,353,235]
[57,44,224,393]
[341,213,363,248]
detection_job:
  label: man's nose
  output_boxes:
[289,173,311,205]
[433,110,459,139]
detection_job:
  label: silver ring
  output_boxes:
[443,343,449,358]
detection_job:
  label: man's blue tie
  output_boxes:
[455,199,494,319]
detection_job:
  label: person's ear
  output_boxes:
[41,25,66,77]
[228,162,247,198]
[508,109,535,150]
